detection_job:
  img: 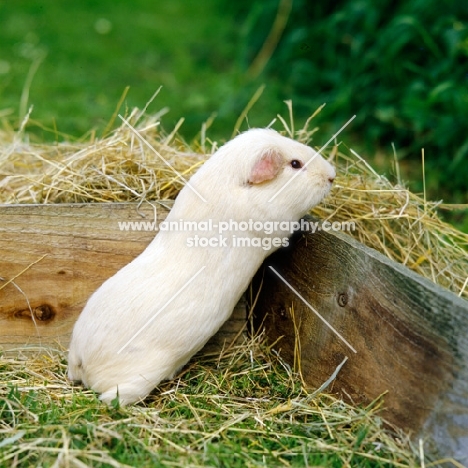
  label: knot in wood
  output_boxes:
[34,305,55,321]
[278,307,287,319]
[337,292,348,307]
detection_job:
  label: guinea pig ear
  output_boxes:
[248,149,284,185]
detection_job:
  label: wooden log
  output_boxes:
[0,203,245,353]
[250,216,468,463]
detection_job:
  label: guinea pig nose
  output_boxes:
[328,175,335,183]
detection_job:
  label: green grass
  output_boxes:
[0,338,428,467]
[0,0,271,141]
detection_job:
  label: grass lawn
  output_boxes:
[0,338,425,467]
[0,0,278,141]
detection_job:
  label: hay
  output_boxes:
[0,106,466,299]
[0,336,428,466]
[317,148,468,299]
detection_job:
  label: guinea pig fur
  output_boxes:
[67,128,336,405]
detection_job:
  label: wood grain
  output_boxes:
[0,203,246,352]
[251,217,468,463]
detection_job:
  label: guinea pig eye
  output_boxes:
[290,159,303,169]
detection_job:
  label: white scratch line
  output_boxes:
[119,115,207,202]
[311,356,349,397]
[117,266,206,354]
[269,115,356,202]
[268,266,357,354]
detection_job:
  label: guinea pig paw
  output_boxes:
[99,383,149,406]
[67,366,82,383]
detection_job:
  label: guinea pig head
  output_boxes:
[233,129,336,221]
[178,128,335,223]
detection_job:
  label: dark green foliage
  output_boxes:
[229,0,468,202]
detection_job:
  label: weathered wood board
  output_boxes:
[250,217,468,463]
[0,203,246,353]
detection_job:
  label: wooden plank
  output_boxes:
[250,217,468,463]
[0,203,246,352]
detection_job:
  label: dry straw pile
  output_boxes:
[1,106,467,299]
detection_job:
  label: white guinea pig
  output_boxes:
[67,128,336,405]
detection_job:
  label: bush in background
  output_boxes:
[229,0,468,202]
